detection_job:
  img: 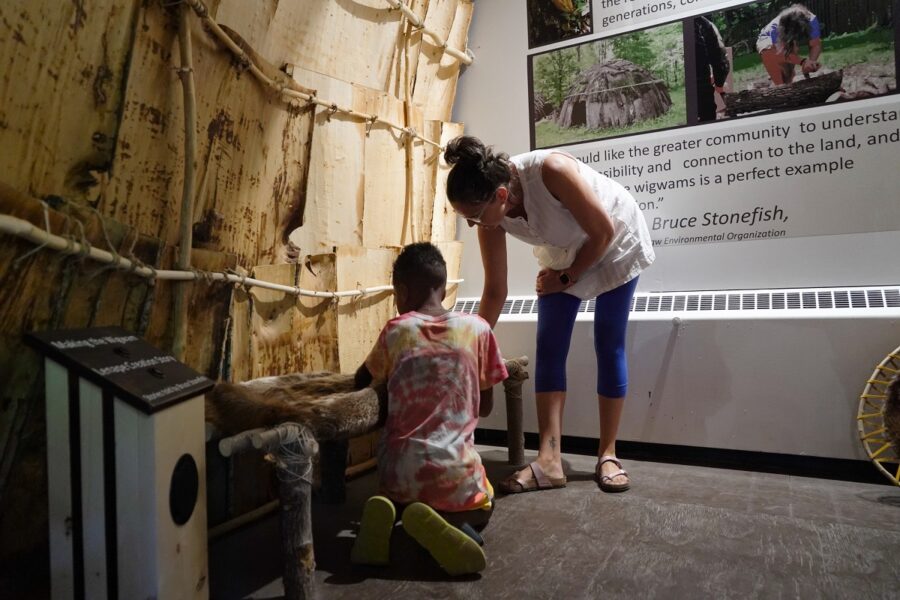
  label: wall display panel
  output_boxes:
[570,96,900,248]
[530,1,899,248]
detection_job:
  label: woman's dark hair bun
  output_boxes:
[444,135,489,167]
[444,135,511,204]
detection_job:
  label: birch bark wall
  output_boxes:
[0,0,472,578]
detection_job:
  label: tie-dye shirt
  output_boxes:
[365,311,508,512]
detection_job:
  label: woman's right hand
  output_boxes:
[536,268,567,296]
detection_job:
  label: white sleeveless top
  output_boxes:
[502,150,655,300]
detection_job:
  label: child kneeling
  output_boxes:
[351,242,508,575]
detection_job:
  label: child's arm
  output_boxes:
[474,319,508,418]
[356,322,391,389]
[479,387,494,418]
[354,363,373,389]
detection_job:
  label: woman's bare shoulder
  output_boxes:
[541,152,579,181]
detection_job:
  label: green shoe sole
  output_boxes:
[401,502,486,576]
[351,496,396,566]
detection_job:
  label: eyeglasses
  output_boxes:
[461,188,502,225]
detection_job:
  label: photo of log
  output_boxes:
[724,70,843,116]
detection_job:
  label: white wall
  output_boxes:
[479,308,899,460]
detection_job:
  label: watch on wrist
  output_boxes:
[559,271,575,286]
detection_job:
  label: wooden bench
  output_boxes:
[207,357,529,599]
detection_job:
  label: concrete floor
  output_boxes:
[210,446,900,599]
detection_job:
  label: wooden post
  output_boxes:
[217,428,264,457]
[502,357,529,466]
[252,423,318,600]
[172,3,198,362]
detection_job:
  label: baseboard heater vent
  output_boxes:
[453,286,900,317]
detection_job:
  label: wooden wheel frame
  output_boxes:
[857,345,900,485]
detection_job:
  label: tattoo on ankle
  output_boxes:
[550,436,557,450]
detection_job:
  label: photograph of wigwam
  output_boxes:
[530,23,685,148]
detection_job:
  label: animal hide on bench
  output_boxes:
[206,358,529,441]
[206,372,387,441]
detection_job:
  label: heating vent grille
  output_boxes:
[453,286,900,315]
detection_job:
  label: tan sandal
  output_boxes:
[596,456,630,493]
[499,461,567,494]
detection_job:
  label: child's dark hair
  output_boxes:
[778,4,814,53]
[393,242,447,290]
[444,136,512,206]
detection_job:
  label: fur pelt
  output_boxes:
[206,372,387,440]
[207,358,530,440]
[885,373,900,451]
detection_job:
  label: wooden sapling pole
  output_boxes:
[173,3,198,361]
[252,423,319,600]
[217,428,264,457]
[502,357,529,466]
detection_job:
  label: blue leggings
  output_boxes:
[535,277,638,398]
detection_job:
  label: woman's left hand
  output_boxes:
[536,268,567,296]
